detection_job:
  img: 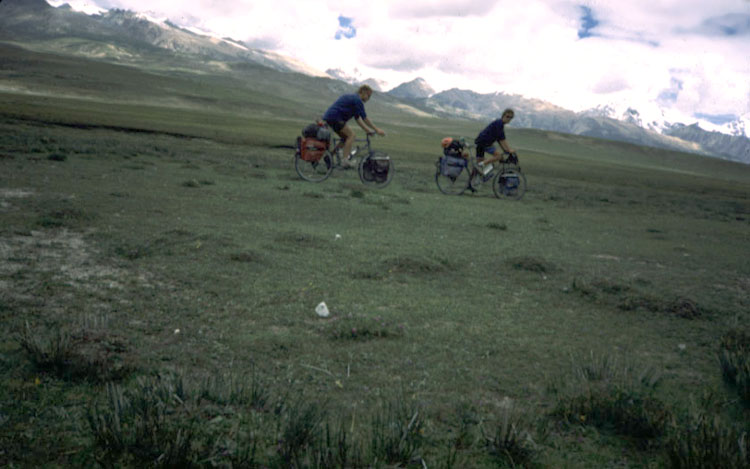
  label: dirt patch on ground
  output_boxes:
[0,192,156,316]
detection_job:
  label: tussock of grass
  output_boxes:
[487,221,508,231]
[36,206,92,228]
[666,409,750,468]
[181,179,201,187]
[229,250,264,263]
[484,405,537,467]
[275,231,325,247]
[47,152,67,161]
[326,314,405,341]
[549,353,672,448]
[382,255,452,275]
[571,278,705,319]
[20,321,135,382]
[508,256,556,273]
[718,328,750,405]
[85,372,441,468]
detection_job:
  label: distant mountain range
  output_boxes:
[2,0,748,164]
[383,79,749,164]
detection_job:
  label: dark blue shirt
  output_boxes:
[323,93,367,123]
[475,119,506,147]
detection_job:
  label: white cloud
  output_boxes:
[51,0,750,119]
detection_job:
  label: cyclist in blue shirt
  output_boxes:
[475,108,516,175]
[323,84,385,168]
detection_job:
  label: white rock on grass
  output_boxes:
[315,302,330,318]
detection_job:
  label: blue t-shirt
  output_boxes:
[475,119,506,147]
[323,94,367,123]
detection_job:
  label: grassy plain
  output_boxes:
[1,42,749,467]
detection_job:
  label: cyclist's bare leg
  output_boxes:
[337,125,356,166]
[477,147,504,169]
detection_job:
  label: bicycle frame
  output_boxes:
[331,133,376,167]
[295,131,393,187]
[434,143,526,199]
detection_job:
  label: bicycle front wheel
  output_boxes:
[435,161,470,195]
[295,150,334,183]
[492,167,526,200]
[358,151,394,188]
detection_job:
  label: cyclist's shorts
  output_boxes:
[325,120,346,133]
[476,145,497,159]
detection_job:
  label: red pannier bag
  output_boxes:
[300,137,329,162]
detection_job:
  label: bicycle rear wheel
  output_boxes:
[358,151,394,188]
[435,159,470,195]
[492,167,526,200]
[295,150,334,182]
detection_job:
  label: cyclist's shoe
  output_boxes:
[341,157,356,169]
[477,162,493,176]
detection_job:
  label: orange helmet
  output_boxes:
[441,137,453,148]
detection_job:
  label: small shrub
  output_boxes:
[182,179,201,187]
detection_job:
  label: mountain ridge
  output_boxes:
[1,0,748,164]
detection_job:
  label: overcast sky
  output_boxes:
[53,0,750,123]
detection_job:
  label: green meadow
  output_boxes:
[1,42,749,467]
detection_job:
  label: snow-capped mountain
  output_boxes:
[584,101,749,140]
[2,0,328,77]
[386,78,435,100]
[325,68,387,92]
[579,102,750,162]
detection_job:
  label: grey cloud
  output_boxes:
[680,13,750,36]
[245,37,282,50]
[388,0,500,18]
[700,13,750,36]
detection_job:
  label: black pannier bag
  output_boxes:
[443,139,465,158]
[362,154,391,183]
[302,122,332,142]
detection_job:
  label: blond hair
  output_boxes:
[358,84,373,96]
